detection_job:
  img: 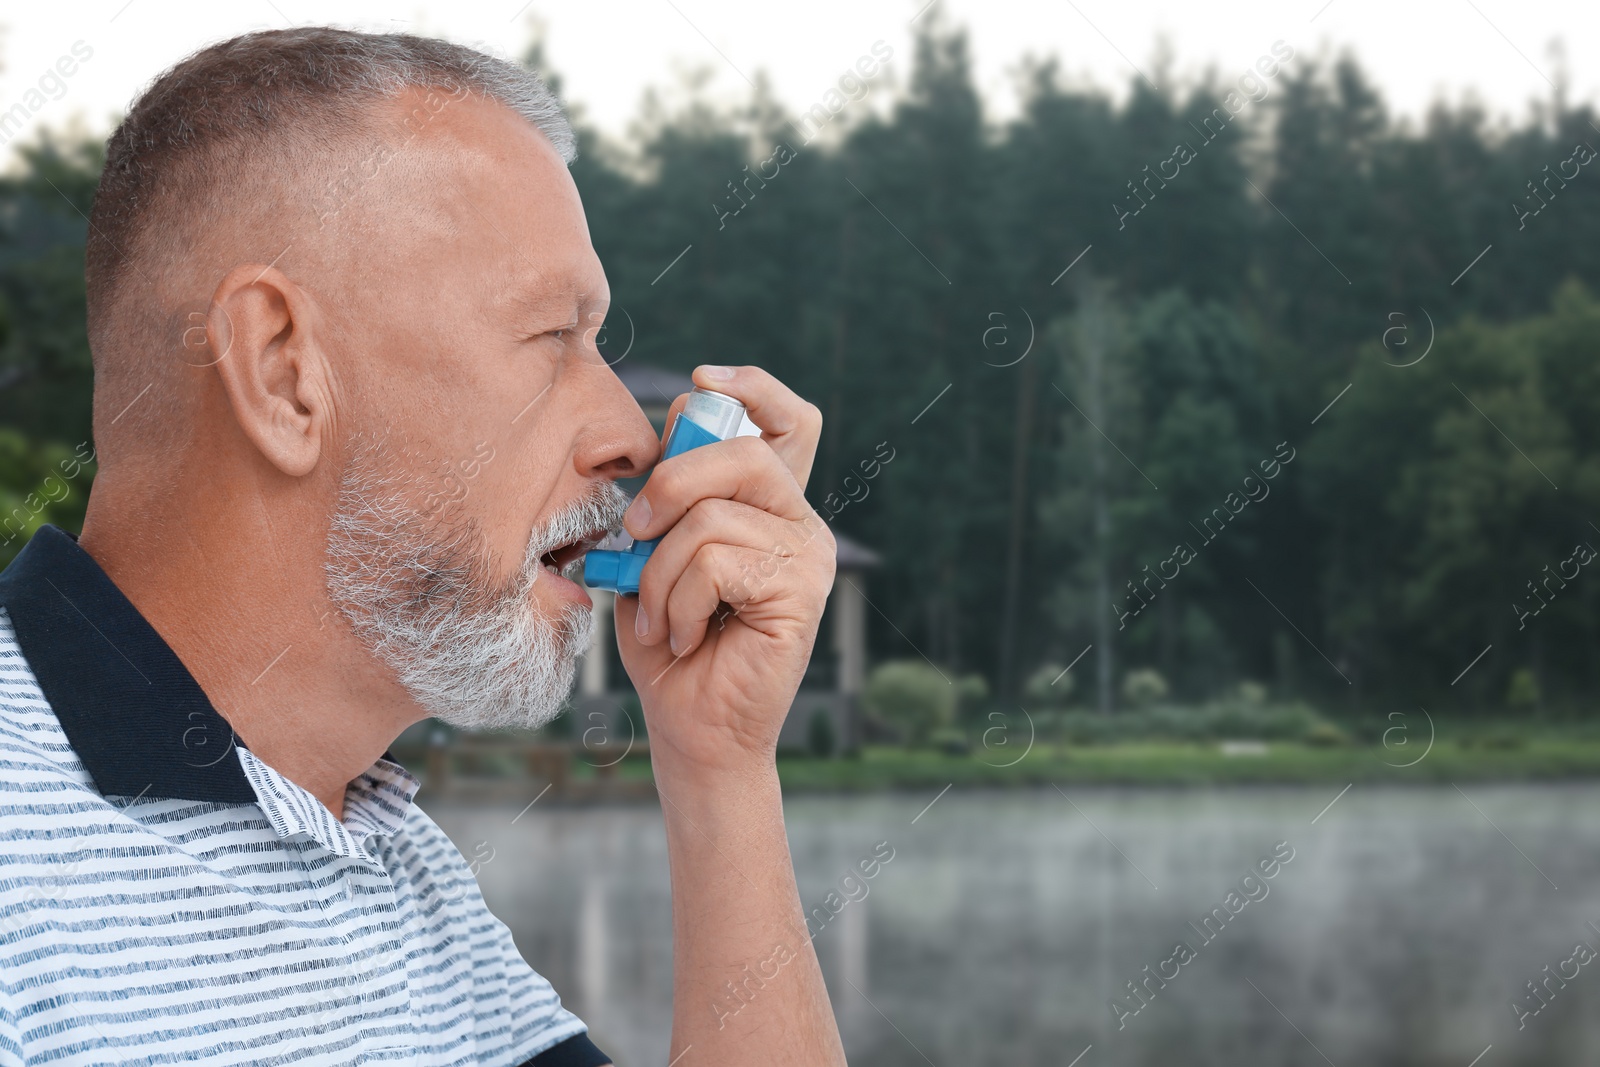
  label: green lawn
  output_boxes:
[773,739,1600,791]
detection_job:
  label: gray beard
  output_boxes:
[324,438,628,732]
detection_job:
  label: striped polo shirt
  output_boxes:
[0,525,608,1066]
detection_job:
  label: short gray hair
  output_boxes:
[85,27,573,460]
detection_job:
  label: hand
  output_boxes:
[611,365,836,779]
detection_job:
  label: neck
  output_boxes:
[78,464,418,820]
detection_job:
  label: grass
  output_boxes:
[772,738,1600,792]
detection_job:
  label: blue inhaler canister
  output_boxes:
[583,386,747,596]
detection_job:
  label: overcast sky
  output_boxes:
[1,0,1593,165]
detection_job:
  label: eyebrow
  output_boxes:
[500,262,607,321]
[500,282,601,330]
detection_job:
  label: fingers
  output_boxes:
[658,537,827,658]
[632,498,803,649]
[623,434,811,539]
[688,365,822,488]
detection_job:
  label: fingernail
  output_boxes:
[624,495,650,533]
[669,631,682,655]
[700,364,735,380]
[635,606,649,638]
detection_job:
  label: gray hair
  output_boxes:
[85,27,573,461]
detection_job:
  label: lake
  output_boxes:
[424,783,1600,1066]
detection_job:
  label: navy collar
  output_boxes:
[0,525,256,802]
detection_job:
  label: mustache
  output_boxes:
[524,479,631,562]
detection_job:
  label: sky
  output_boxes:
[1,0,1594,164]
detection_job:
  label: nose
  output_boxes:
[573,362,660,482]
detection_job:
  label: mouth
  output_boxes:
[538,527,610,582]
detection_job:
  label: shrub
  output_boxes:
[957,673,991,724]
[1235,680,1269,705]
[1024,663,1074,707]
[1480,729,1527,750]
[863,660,956,747]
[1507,669,1540,714]
[1053,699,1333,745]
[1122,668,1169,707]
[1304,721,1348,747]
[930,726,969,755]
[806,708,836,758]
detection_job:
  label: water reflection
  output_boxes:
[425,783,1600,1065]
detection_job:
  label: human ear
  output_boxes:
[206,264,330,478]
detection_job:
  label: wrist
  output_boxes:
[651,743,781,805]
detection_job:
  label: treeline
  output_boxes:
[4,17,1600,713]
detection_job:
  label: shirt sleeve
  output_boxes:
[400,806,607,1066]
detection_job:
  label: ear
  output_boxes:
[205,264,331,478]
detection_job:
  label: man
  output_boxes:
[0,27,845,1067]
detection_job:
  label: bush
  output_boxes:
[1304,721,1348,747]
[930,726,969,755]
[1507,669,1540,714]
[1053,700,1334,745]
[957,673,991,724]
[806,708,836,758]
[863,660,956,747]
[1235,680,1269,706]
[1122,668,1169,707]
[1024,663,1074,707]
[1480,729,1527,750]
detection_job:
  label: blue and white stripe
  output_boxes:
[0,610,589,1066]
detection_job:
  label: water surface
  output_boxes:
[425,784,1600,1065]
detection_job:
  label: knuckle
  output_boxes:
[647,459,684,501]
[729,434,766,460]
[682,497,736,537]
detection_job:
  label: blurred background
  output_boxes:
[5,1,1600,1063]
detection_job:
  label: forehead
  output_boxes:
[361,89,602,305]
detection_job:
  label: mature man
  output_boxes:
[0,28,844,1066]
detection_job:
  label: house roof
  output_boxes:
[834,532,880,569]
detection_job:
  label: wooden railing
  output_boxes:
[401,739,654,800]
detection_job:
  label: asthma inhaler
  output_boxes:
[583,386,747,596]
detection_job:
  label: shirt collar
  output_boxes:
[0,526,417,847]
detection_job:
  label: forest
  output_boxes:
[4,16,1600,717]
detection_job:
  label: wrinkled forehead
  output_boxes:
[305,89,600,326]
